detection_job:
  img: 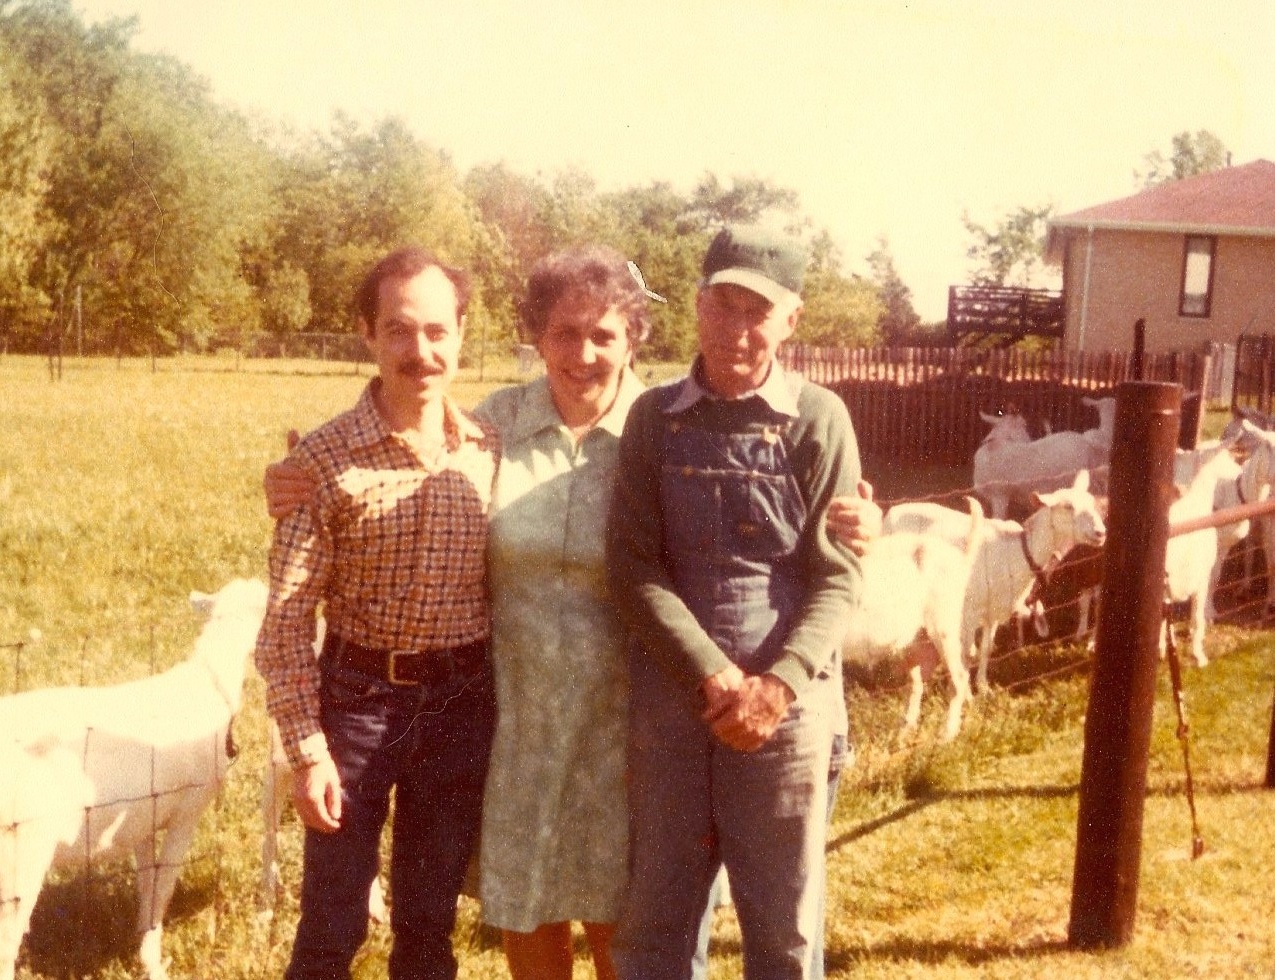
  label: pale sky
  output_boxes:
[72,0,1275,320]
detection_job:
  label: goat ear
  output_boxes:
[1073,469,1090,493]
[189,590,215,615]
[979,411,998,425]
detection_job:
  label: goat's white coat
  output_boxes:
[973,398,1114,519]
[841,498,984,741]
[1173,438,1231,488]
[0,578,267,980]
[885,472,1107,692]
[1164,456,1233,667]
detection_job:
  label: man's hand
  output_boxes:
[293,757,343,832]
[826,479,882,557]
[700,663,746,724]
[264,429,318,519]
[707,674,795,752]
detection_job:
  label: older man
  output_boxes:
[607,224,862,979]
[254,246,499,980]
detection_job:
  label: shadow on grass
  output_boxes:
[824,935,1073,971]
[829,782,1080,854]
[21,867,215,978]
[704,933,1072,972]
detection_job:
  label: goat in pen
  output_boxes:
[0,577,268,980]
[840,497,984,742]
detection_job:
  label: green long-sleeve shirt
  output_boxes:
[606,360,863,698]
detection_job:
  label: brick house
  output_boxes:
[1045,159,1275,352]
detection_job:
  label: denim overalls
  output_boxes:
[614,383,840,980]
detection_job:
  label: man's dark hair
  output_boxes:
[519,245,653,346]
[354,246,471,332]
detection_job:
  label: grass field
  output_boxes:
[3,355,1275,979]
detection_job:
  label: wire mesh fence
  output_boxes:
[5,443,1275,976]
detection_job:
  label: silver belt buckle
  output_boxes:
[386,649,418,686]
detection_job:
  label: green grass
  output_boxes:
[3,355,1275,979]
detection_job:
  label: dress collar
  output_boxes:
[505,368,645,446]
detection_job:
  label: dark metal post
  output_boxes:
[1131,318,1146,381]
[1069,381,1180,949]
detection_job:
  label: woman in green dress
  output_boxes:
[475,245,654,979]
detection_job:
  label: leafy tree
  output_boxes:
[601,181,705,361]
[1136,129,1229,187]
[464,161,553,342]
[688,173,801,230]
[794,231,883,347]
[0,51,53,346]
[961,203,1055,288]
[268,113,481,339]
[0,0,135,349]
[865,236,920,346]
[259,262,311,337]
[1,2,273,354]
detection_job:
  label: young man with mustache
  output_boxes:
[254,246,499,980]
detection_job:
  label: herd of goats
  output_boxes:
[5,398,1275,979]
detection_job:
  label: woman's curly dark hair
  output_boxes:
[519,245,654,347]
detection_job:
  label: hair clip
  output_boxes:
[627,261,668,303]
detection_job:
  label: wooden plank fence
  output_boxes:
[1232,334,1275,421]
[780,344,1210,467]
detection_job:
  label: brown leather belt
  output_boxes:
[323,633,489,687]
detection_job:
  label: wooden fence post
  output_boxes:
[1068,381,1180,949]
[1267,674,1275,787]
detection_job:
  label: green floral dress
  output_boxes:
[476,370,644,931]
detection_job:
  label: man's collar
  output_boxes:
[663,356,800,416]
[506,369,645,445]
[350,378,485,450]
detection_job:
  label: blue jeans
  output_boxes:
[690,734,848,980]
[285,651,496,980]
[614,650,838,980]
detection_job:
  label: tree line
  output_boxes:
[1,0,1227,364]
[0,0,939,365]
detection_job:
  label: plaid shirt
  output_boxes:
[255,380,500,768]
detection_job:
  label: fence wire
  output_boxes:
[0,620,256,979]
[5,455,1275,976]
[850,452,1275,756]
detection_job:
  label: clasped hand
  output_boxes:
[701,665,795,752]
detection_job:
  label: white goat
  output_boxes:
[976,409,1032,446]
[886,471,1107,693]
[841,498,984,741]
[1164,455,1234,667]
[1173,438,1232,487]
[0,578,267,980]
[1230,420,1275,612]
[974,397,1115,519]
[883,503,1046,646]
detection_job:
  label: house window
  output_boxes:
[1179,235,1216,318]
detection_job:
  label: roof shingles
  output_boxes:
[1051,159,1275,234]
